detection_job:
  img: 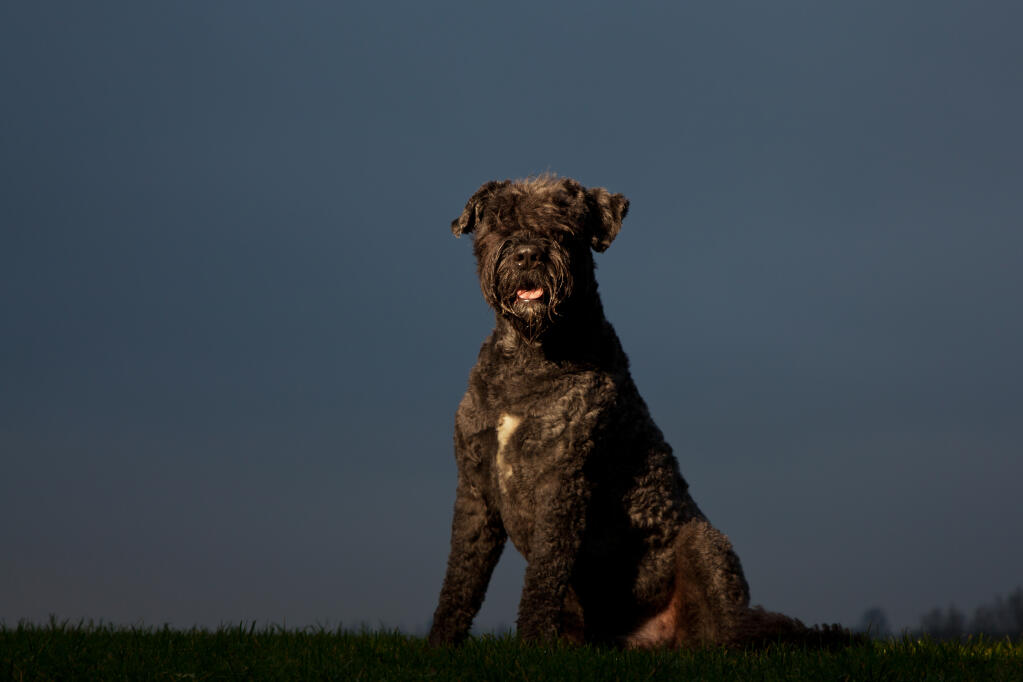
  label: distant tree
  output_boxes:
[920,605,966,640]
[919,608,941,637]
[1009,588,1023,635]
[902,587,1023,640]
[856,607,891,638]
[968,587,1023,638]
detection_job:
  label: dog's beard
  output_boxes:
[498,275,554,340]
[486,245,572,342]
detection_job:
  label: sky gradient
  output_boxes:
[2,1,1022,634]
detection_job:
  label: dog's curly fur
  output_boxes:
[429,175,846,648]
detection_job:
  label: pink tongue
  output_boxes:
[517,288,544,301]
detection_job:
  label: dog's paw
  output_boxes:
[516,614,562,643]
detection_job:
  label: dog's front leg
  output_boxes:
[429,473,507,646]
[515,470,588,642]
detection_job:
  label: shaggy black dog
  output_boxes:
[429,175,832,648]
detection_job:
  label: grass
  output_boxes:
[2,620,1021,681]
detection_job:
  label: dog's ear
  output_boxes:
[452,180,509,237]
[586,187,630,252]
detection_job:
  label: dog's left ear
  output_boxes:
[586,187,630,252]
[451,180,509,237]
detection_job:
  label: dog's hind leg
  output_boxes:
[652,518,813,648]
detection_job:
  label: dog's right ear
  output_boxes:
[451,180,509,237]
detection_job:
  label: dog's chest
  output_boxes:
[486,410,570,551]
[461,364,610,534]
[489,411,568,497]
[494,413,523,497]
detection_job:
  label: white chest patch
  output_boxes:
[495,413,521,494]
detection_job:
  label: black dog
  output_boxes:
[429,175,822,648]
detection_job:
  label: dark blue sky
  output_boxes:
[2,1,1021,633]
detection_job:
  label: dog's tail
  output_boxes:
[727,607,865,649]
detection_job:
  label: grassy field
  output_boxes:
[2,620,1021,681]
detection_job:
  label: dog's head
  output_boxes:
[452,175,629,340]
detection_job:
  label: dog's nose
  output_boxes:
[512,244,543,270]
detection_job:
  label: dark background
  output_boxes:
[3,1,1021,634]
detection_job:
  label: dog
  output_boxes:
[428,175,833,648]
